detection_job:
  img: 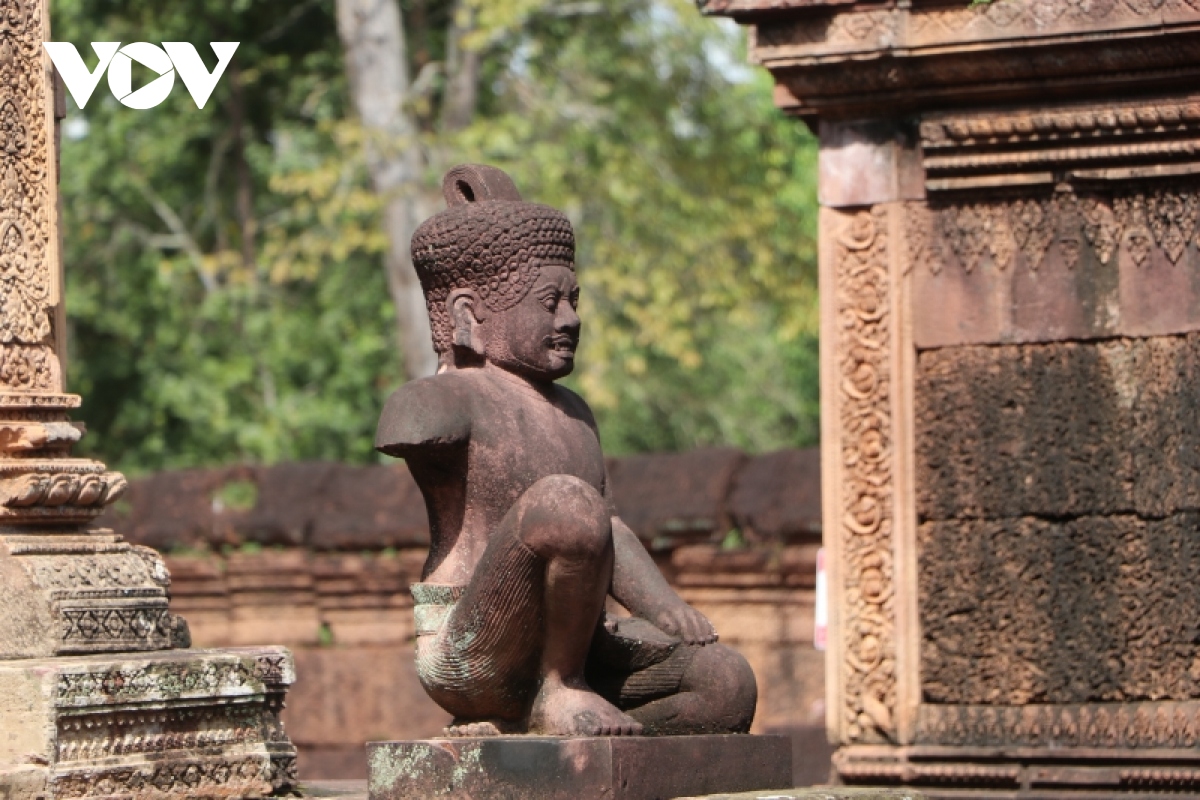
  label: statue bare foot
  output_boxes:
[444,717,525,737]
[528,677,643,736]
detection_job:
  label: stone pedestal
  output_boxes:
[0,647,296,800]
[366,735,792,800]
[699,0,1200,796]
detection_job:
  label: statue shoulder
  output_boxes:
[552,384,600,431]
[374,372,475,457]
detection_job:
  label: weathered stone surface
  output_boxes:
[608,448,747,546]
[0,532,181,659]
[366,735,792,800]
[916,335,1200,522]
[818,119,924,208]
[727,449,821,542]
[920,513,1200,705]
[916,340,1134,521]
[0,647,297,799]
[1130,332,1200,518]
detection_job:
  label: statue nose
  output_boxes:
[557,303,580,333]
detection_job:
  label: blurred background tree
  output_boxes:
[53,0,819,474]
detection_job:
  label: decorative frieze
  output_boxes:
[921,98,1200,150]
[918,702,1200,749]
[909,183,1200,274]
[55,651,293,706]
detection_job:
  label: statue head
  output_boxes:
[411,165,580,382]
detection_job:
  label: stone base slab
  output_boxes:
[679,791,928,800]
[366,734,792,800]
[0,646,297,799]
[835,743,1200,798]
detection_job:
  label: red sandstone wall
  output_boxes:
[100,448,830,783]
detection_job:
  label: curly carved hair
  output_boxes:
[411,165,575,355]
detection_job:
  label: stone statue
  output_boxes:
[375,164,758,738]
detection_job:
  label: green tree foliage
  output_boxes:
[53,0,818,473]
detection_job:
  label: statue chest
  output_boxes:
[469,397,606,496]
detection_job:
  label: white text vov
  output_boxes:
[44,42,240,110]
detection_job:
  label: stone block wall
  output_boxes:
[916,332,1200,708]
[98,448,830,783]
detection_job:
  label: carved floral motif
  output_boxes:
[921,184,1200,274]
[903,202,938,276]
[0,0,59,393]
[56,655,293,704]
[0,343,54,390]
[834,208,896,744]
[30,553,157,589]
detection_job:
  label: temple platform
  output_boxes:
[0,646,296,799]
[366,734,792,799]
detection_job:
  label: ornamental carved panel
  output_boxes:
[910,181,1200,349]
[0,0,61,395]
[823,205,918,745]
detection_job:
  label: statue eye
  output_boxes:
[569,289,580,309]
[540,293,558,311]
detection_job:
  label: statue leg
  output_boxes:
[623,643,758,735]
[421,474,642,736]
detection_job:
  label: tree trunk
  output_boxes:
[441,2,481,134]
[335,0,438,380]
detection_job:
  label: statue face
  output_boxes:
[485,264,580,382]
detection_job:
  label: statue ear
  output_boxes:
[448,289,485,357]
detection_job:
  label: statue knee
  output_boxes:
[517,475,611,560]
[686,644,758,734]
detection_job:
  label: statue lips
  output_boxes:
[547,334,577,359]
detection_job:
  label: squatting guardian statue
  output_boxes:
[375,165,758,737]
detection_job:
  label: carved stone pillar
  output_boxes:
[0,3,297,797]
[701,0,1200,795]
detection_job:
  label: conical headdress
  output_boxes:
[411,165,575,354]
